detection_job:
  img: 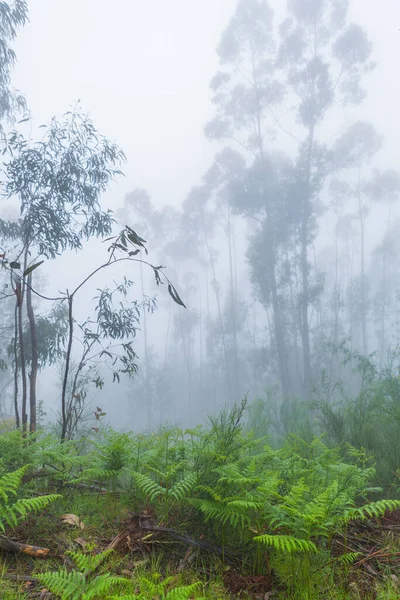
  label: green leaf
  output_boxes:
[9,261,20,270]
[23,261,44,276]
[168,283,186,309]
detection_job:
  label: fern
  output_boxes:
[36,549,130,599]
[168,473,197,501]
[66,549,112,574]
[36,569,86,600]
[254,533,317,553]
[108,575,204,599]
[131,471,166,501]
[36,569,129,600]
[0,465,61,532]
[336,551,363,565]
[341,499,400,525]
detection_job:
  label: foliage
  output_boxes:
[0,0,28,125]
[109,574,204,600]
[0,464,60,532]
[36,549,131,600]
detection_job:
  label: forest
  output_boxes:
[1,0,400,598]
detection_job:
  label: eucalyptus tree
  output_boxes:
[331,122,382,355]
[0,0,28,125]
[0,109,124,432]
[277,0,374,396]
[366,171,400,362]
[207,0,375,399]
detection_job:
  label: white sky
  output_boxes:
[12,0,236,210]
[12,1,400,210]
[9,0,400,293]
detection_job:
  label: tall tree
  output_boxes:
[207,0,375,399]
[1,109,124,432]
[332,122,382,354]
[0,0,28,126]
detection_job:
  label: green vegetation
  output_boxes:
[1,394,400,599]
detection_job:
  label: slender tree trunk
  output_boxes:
[333,222,340,349]
[13,302,20,429]
[380,252,386,366]
[18,297,27,434]
[203,231,233,401]
[26,273,37,433]
[61,295,73,442]
[197,282,203,397]
[205,266,210,318]
[140,261,152,427]
[266,235,291,399]
[227,206,239,400]
[299,127,315,400]
[357,166,368,355]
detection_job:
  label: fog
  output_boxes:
[1,0,400,436]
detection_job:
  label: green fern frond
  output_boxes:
[0,466,60,533]
[84,574,130,599]
[192,497,251,529]
[166,581,204,599]
[168,473,197,501]
[337,551,363,565]
[341,499,400,524]
[254,533,317,553]
[195,485,222,502]
[36,569,86,600]
[108,577,204,599]
[36,550,130,599]
[66,549,112,574]
[0,465,29,503]
[131,471,166,501]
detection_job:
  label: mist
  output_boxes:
[0,0,399,432]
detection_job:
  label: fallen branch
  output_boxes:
[0,535,50,558]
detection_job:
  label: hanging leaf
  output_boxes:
[168,283,186,308]
[23,261,44,276]
[9,261,21,270]
[125,226,148,255]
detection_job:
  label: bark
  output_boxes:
[17,288,27,434]
[140,261,152,427]
[61,295,73,442]
[266,234,291,399]
[0,535,50,558]
[13,301,20,429]
[227,206,240,397]
[203,230,233,401]
[299,127,315,400]
[26,272,37,432]
[357,165,368,355]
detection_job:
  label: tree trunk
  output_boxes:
[227,206,240,401]
[266,234,291,400]
[357,166,368,356]
[61,295,73,442]
[26,273,37,432]
[140,261,152,427]
[17,284,27,435]
[299,128,315,400]
[13,302,20,429]
[203,231,233,402]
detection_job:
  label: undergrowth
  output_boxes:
[1,400,400,598]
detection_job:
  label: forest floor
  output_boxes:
[2,492,400,599]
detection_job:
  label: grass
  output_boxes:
[1,402,400,598]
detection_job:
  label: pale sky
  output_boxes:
[12,1,400,214]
